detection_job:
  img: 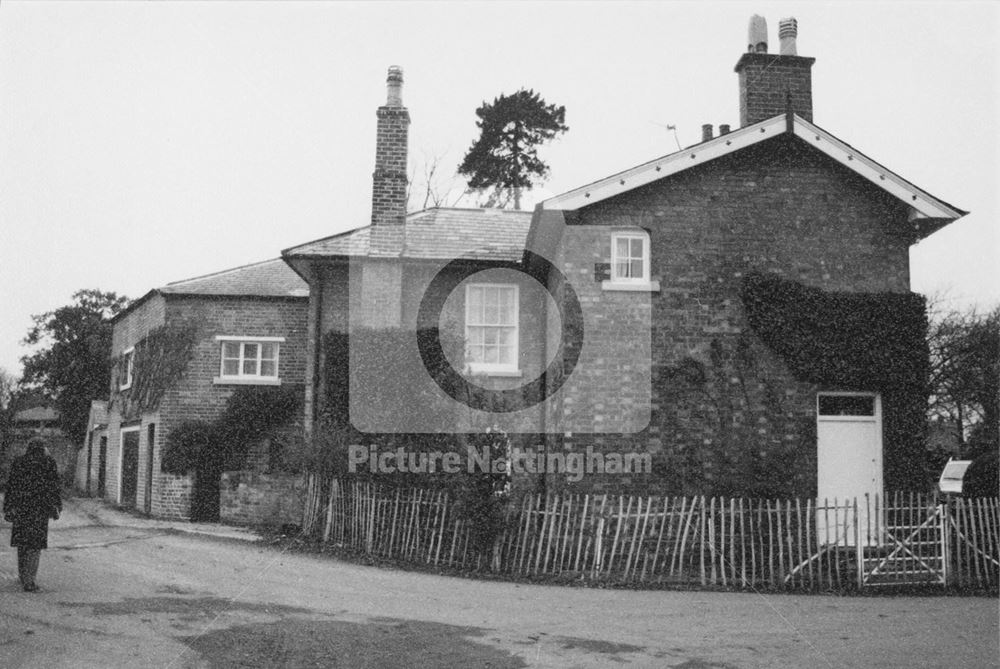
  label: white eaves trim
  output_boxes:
[790,119,962,220]
[541,114,964,222]
[542,116,786,211]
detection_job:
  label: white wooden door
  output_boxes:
[816,392,883,546]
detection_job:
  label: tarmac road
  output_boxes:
[0,495,996,668]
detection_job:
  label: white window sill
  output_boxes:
[119,383,132,391]
[213,377,282,386]
[601,280,660,292]
[465,367,523,378]
[215,335,286,342]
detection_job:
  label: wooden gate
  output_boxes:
[857,496,947,587]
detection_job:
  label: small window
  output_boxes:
[465,284,519,374]
[216,337,282,383]
[119,348,135,390]
[611,232,649,283]
[818,394,875,417]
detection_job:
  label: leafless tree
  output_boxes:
[926,297,1000,455]
[407,150,470,212]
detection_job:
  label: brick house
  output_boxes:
[286,18,965,501]
[101,259,309,521]
[531,19,965,500]
[283,67,544,443]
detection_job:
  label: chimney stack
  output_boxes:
[734,15,815,126]
[719,124,731,135]
[701,124,714,142]
[371,66,410,253]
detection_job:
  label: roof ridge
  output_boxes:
[408,206,533,216]
[281,224,370,256]
[165,257,285,287]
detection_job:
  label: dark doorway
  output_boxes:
[144,423,156,515]
[98,436,107,497]
[121,429,140,508]
[86,432,94,494]
[190,464,221,522]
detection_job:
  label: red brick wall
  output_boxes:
[548,136,914,497]
[219,471,306,527]
[310,260,549,437]
[105,296,167,506]
[736,53,815,125]
[105,294,308,519]
[371,100,409,255]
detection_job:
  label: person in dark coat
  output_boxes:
[3,439,61,592]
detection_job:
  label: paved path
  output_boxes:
[0,496,997,668]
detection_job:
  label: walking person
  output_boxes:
[3,439,61,592]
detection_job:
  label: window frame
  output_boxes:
[610,231,651,284]
[213,335,284,385]
[464,283,520,375]
[119,347,135,390]
[815,391,880,423]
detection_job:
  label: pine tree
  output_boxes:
[458,89,568,209]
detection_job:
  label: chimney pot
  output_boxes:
[748,15,768,53]
[719,124,731,135]
[386,65,404,107]
[779,17,798,56]
[701,124,714,142]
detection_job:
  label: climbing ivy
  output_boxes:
[112,324,198,420]
[740,272,930,490]
[161,384,303,475]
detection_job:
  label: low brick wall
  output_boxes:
[220,471,306,528]
[153,474,193,520]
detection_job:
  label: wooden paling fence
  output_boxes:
[301,477,999,590]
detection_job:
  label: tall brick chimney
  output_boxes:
[734,16,815,126]
[371,66,410,254]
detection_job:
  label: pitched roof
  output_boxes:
[161,258,308,298]
[540,113,966,239]
[113,258,308,324]
[283,207,533,262]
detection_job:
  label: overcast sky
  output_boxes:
[1,1,997,377]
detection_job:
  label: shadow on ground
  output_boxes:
[181,617,528,669]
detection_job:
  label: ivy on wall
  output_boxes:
[111,324,198,420]
[161,384,303,475]
[739,272,930,491]
[654,334,815,498]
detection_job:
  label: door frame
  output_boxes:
[816,391,884,546]
[144,423,156,515]
[816,391,884,492]
[98,435,108,497]
[118,425,141,505]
